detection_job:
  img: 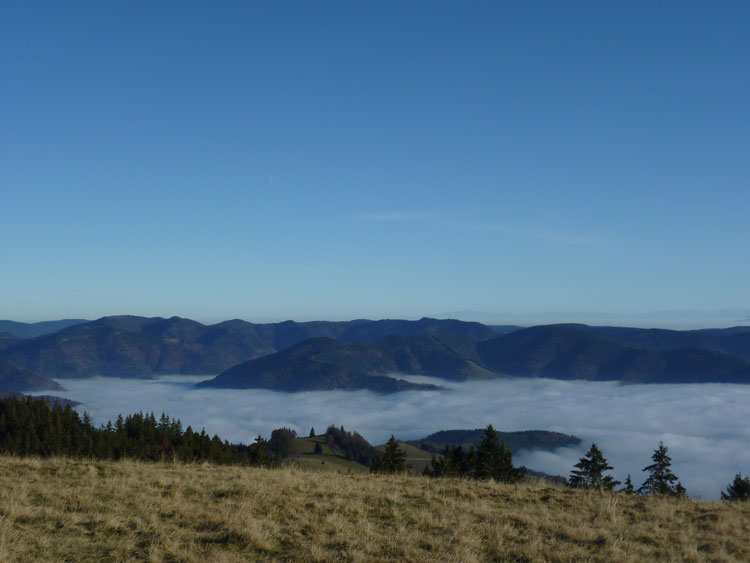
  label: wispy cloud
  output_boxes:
[444,220,600,246]
[45,376,750,500]
[352,210,601,246]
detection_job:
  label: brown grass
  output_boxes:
[0,455,748,562]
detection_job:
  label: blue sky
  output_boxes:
[2,1,749,324]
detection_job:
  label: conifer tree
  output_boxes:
[568,443,620,490]
[721,473,750,502]
[476,424,521,483]
[371,435,408,474]
[619,474,635,495]
[638,442,683,496]
[424,454,445,477]
[248,434,273,467]
[425,445,462,478]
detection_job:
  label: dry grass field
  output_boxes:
[0,455,748,562]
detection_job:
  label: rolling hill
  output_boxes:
[197,332,504,392]
[0,390,79,407]
[406,428,581,454]
[197,337,444,393]
[0,359,62,393]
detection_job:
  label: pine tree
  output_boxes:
[568,443,620,490]
[309,427,315,438]
[248,434,273,467]
[638,442,683,497]
[423,454,446,477]
[425,445,463,478]
[619,474,635,494]
[476,424,521,483]
[675,481,686,498]
[721,473,750,502]
[371,435,408,474]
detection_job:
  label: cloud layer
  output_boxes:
[42,376,750,500]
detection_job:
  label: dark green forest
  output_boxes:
[0,396,247,464]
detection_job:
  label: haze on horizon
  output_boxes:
[2,2,748,323]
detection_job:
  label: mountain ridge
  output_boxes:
[2,316,750,387]
[0,319,88,339]
[0,316,499,379]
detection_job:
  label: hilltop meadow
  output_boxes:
[1,455,748,562]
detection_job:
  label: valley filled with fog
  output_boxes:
[40,376,750,500]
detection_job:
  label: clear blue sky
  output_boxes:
[2,1,749,324]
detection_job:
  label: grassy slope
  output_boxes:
[291,436,435,476]
[1,456,748,562]
[289,436,370,474]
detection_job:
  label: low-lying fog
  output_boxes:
[41,376,750,500]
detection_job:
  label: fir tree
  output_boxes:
[425,445,463,478]
[423,454,445,477]
[638,442,683,497]
[248,434,273,467]
[371,435,408,474]
[568,443,620,490]
[721,473,750,502]
[309,427,315,438]
[475,424,520,482]
[619,474,635,495]
[675,481,686,498]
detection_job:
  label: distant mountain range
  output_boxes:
[0,316,498,380]
[565,324,750,360]
[201,323,750,390]
[2,315,750,392]
[0,319,88,339]
[439,308,750,329]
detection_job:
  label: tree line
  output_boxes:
[0,396,250,464]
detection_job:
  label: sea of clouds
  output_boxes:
[40,376,750,500]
